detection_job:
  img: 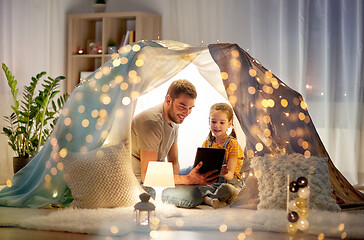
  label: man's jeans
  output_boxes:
[162,185,203,208]
[142,185,202,209]
[141,166,202,209]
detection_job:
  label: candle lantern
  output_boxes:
[134,193,155,231]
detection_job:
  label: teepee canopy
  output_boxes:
[0,40,363,209]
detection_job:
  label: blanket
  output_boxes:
[1,205,364,239]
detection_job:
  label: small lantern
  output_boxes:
[134,193,155,231]
[77,48,85,54]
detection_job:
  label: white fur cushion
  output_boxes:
[62,141,144,209]
[250,153,340,211]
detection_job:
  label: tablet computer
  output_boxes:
[193,148,226,174]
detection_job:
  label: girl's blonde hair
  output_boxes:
[208,103,237,141]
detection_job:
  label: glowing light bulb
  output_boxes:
[297,218,309,231]
[287,222,298,234]
[298,187,310,199]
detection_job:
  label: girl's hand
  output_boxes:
[221,164,228,176]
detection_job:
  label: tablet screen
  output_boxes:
[193,148,226,174]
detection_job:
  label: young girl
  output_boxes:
[199,103,244,208]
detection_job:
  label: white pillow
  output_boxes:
[62,141,145,208]
[250,153,340,211]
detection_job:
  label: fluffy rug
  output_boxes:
[1,205,364,239]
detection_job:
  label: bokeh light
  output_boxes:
[82,119,90,128]
[6,179,12,187]
[304,150,311,158]
[135,59,144,67]
[57,162,64,171]
[265,71,273,79]
[64,118,72,126]
[238,233,246,240]
[94,71,103,79]
[78,105,85,113]
[318,233,325,240]
[62,108,69,116]
[338,223,345,231]
[59,148,68,158]
[281,99,288,107]
[122,97,131,105]
[99,109,107,118]
[114,76,123,84]
[132,44,141,52]
[248,86,256,94]
[120,57,128,64]
[221,72,228,80]
[254,170,262,178]
[249,69,257,77]
[219,224,227,232]
[175,218,184,227]
[51,167,57,176]
[102,84,110,92]
[229,96,237,106]
[110,225,118,234]
[65,133,73,141]
[255,143,263,152]
[245,228,253,235]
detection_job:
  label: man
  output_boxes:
[131,79,218,208]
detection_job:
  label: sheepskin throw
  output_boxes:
[250,153,340,211]
[62,141,144,208]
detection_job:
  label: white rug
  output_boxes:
[1,205,364,239]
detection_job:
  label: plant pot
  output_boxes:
[94,3,106,13]
[13,157,31,174]
[107,46,118,54]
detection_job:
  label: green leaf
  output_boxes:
[19,126,27,133]
[50,91,59,99]
[11,105,19,113]
[2,127,13,136]
[36,72,46,79]
[2,63,67,157]
[18,117,29,124]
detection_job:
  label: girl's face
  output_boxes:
[209,110,232,139]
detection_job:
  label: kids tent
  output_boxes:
[0,40,363,209]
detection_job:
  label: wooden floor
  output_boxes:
[0,227,338,240]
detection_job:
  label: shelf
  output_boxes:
[67,11,161,93]
[72,54,103,58]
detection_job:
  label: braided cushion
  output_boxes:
[250,153,340,211]
[62,140,144,208]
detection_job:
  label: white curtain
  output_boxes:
[1,0,363,186]
[162,0,364,185]
[0,0,84,183]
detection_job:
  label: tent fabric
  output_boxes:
[208,43,364,207]
[0,40,363,209]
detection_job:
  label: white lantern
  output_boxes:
[134,193,155,231]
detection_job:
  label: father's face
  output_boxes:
[166,94,195,124]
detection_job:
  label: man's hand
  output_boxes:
[186,161,219,185]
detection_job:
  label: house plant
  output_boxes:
[107,39,117,54]
[94,0,106,13]
[1,63,69,173]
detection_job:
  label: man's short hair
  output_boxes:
[167,80,197,100]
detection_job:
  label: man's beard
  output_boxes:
[167,104,183,124]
